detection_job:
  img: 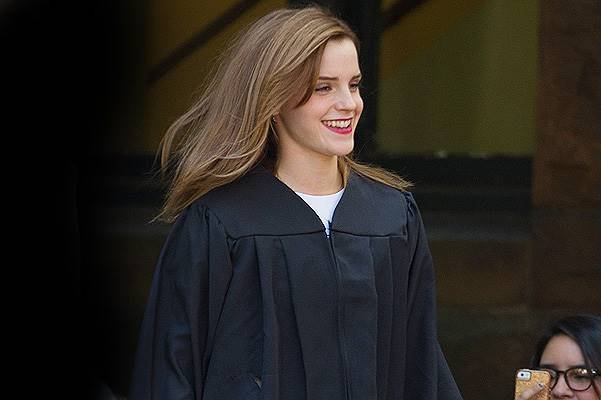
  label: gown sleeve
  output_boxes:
[128,204,232,400]
[403,192,463,400]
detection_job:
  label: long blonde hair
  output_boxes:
[157,5,411,222]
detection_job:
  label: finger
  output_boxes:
[516,382,545,400]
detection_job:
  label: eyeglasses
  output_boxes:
[539,367,599,391]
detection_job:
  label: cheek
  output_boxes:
[593,379,601,394]
[355,97,364,122]
[577,382,601,400]
[286,108,311,129]
[356,95,364,114]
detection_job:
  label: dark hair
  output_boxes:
[531,314,601,371]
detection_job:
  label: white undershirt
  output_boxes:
[295,188,345,236]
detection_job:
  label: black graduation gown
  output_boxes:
[129,166,462,400]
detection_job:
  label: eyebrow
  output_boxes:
[318,74,362,81]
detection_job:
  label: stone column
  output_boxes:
[532,0,601,310]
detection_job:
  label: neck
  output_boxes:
[276,154,342,195]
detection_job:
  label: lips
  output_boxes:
[321,118,353,135]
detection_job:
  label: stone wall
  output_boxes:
[532,0,601,309]
[434,2,601,398]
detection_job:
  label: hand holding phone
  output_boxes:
[514,369,551,400]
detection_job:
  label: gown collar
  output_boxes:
[200,164,406,238]
[250,165,380,236]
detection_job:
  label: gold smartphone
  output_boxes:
[514,369,551,400]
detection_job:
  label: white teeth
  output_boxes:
[323,119,351,128]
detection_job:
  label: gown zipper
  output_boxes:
[327,222,351,400]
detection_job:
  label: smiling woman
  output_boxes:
[275,37,363,195]
[129,5,463,400]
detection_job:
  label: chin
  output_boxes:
[331,144,354,157]
[329,137,354,157]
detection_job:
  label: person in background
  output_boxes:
[518,315,601,400]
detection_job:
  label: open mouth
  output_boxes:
[321,118,353,134]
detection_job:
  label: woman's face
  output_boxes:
[276,37,363,163]
[540,334,601,400]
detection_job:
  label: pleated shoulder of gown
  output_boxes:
[192,166,418,239]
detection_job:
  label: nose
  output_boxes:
[335,87,357,111]
[551,374,573,399]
